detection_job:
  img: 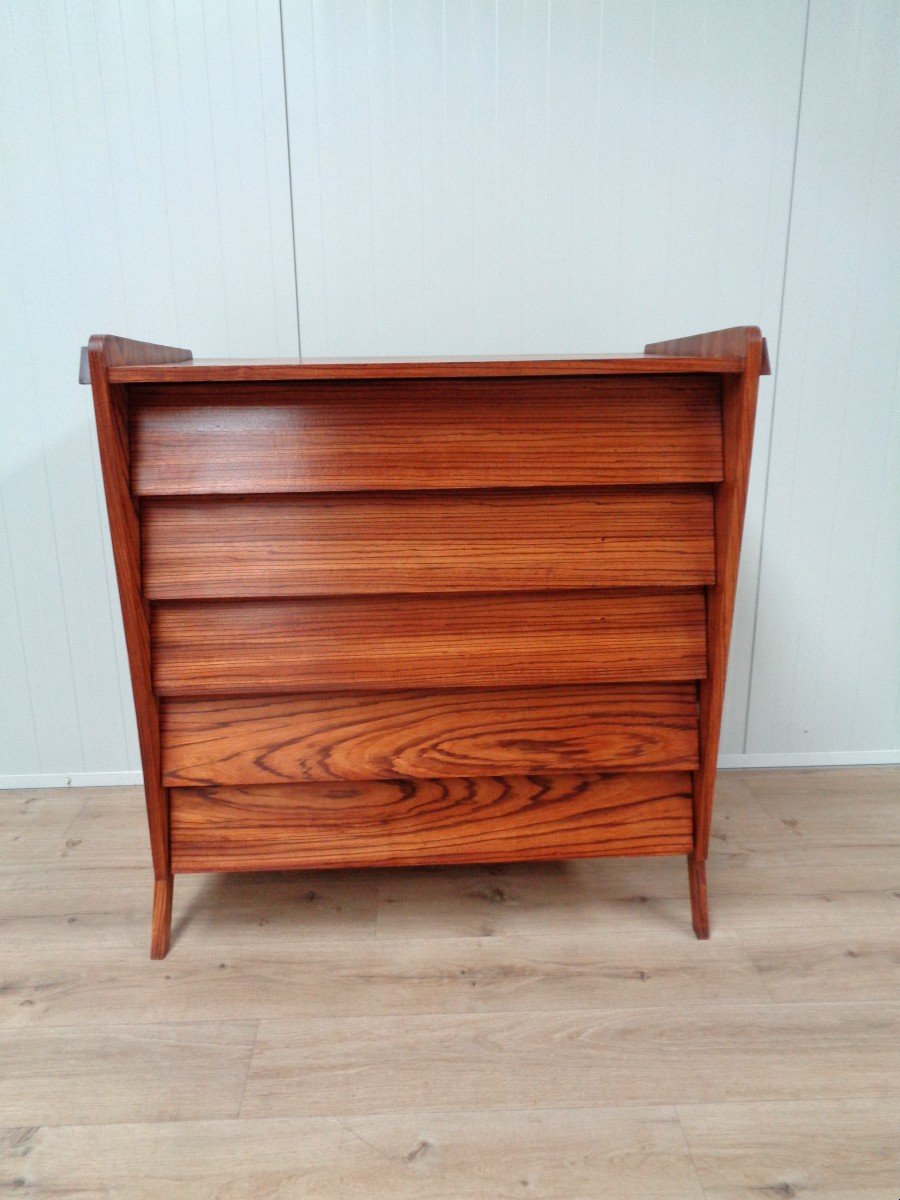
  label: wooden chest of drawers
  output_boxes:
[83,327,766,957]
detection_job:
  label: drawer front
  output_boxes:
[129,375,723,495]
[160,683,700,786]
[169,771,694,872]
[151,590,707,697]
[142,487,715,599]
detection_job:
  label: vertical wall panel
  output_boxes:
[746,0,900,759]
[0,0,297,785]
[2,1,896,783]
[282,0,808,753]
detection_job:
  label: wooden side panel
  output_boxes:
[648,329,765,862]
[86,337,190,884]
[151,590,708,696]
[160,683,700,785]
[169,771,695,872]
[142,488,715,598]
[128,375,724,494]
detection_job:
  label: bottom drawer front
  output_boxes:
[169,772,693,873]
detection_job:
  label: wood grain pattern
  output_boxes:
[128,375,724,494]
[646,325,771,375]
[2,1108,710,1198]
[0,1021,255,1126]
[111,351,744,382]
[85,328,763,952]
[658,329,764,861]
[169,772,694,872]
[239,1002,900,1119]
[86,336,189,883]
[151,589,708,697]
[150,876,173,960]
[688,854,710,939]
[141,487,716,598]
[160,683,700,786]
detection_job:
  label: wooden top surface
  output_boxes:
[106,351,746,383]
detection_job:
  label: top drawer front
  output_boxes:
[129,375,724,495]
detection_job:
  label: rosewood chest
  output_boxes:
[83,326,767,957]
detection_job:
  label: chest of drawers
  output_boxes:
[83,327,766,957]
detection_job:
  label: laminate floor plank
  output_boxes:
[735,924,900,1003]
[373,847,900,939]
[0,866,379,952]
[0,789,86,868]
[744,778,900,847]
[240,1001,900,1119]
[0,766,896,1197]
[739,765,900,799]
[0,930,768,1028]
[677,1097,900,1200]
[0,1021,256,1127]
[0,1106,706,1200]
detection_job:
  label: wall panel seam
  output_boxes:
[741,0,812,754]
[278,0,303,355]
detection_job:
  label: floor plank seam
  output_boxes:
[236,1020,261,1119]
[673,1104,712,1200]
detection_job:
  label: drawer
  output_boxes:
[129,375,724,494]
[168,771,695,872]
[151,589,708,697]
[141,487,715,598]
[160,683,700,786]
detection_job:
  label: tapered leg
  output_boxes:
[687,854,709,939]
[150,875,174,959]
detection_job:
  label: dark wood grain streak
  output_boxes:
[169,772,695,872]
[151,590,708,697]
[141,487,716,598]
[128,376,724,494]
[160,683,700,786]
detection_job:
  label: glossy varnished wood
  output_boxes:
[648,330,766,938]
[688,854,710,939]
[149,875,173,960]
[128,375,724,494]
[151,589,708,697]
[85,327,764,954]
[169,772,695,872]
[109,350,746,382]
[141,487,716,598]
[647,328,765,937]
[159,683,700,786]
[86,337,189,888]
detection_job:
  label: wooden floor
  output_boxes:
[0,767,897,1198]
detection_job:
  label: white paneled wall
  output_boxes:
[1,0,898,785]
[0,0,297,786]
[282,0,808,754]
[744,0,900,763]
